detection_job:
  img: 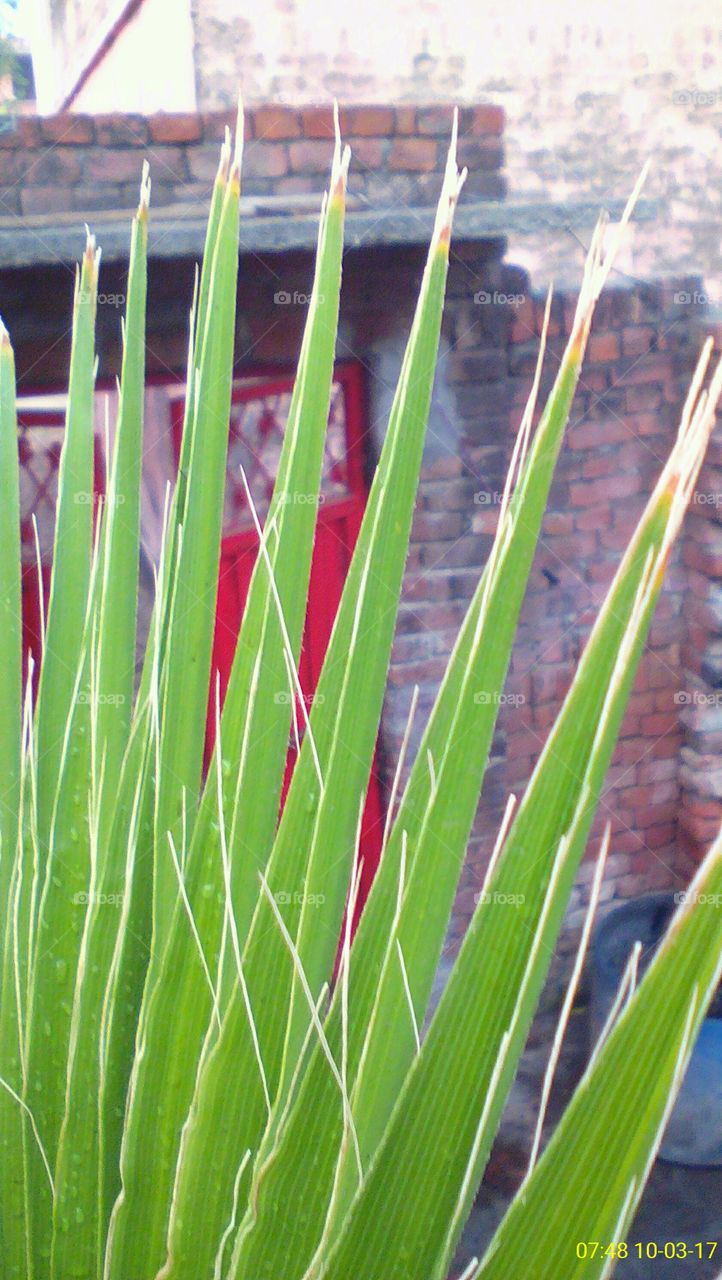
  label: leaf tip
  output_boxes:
[138,160,151,220]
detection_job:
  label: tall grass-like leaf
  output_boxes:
[226,208,642,1280]
[313,350,721,1280]
[0,322,25,1280]
[0,322,21,939]
[151,140,242,943]
[95,137,233,1224]
[155,136,466,1280]
[22,238,100,1277]
[50,174,149,1280]
[226,276,582,1280]
[92,166,149,839]
[33,238,99,859]
[105,130,350,1280]
[476,827,722,1280]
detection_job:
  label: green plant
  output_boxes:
[1,108,721,1280]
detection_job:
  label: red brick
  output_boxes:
[288,140,332,174]
[638,759,677,784]
[570,473,639,507]
[347,137,385,169]
[684,541,722,579]
[641,713,678,737]
[626,383,663,411]
[510,296,536,343]
[299,106,335,139]
[543,512,575,537]
[388,138,438,172]
[679,811,720,844]
[423,454,463,480]
[341,106,395,136]
[252,106,302,140]
[411,511,464,542]
[394,106,417,134]
[587,331,620,362]
[39,114,94,144]
[463,104,505,136]
[622,356,672,386]
[23,148,82,185]
[84,147,174,183]
[94,113,149,145]
[568,418,630,450]
[506,732,540,762]
[416,106,456,136]
[245,142,289,179]
[148,113,202,143]
[0,150,21,183]
[16,117,41,146]
[202,110,251,141]
[187,144,225,183]
[622,325,655,357]
[575,503,610,530]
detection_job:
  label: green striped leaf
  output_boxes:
[228,224,612,1280]
[314,353,720,1280]
[22,239,100,1277]
[49,175,149,1280]
[152,148,242,943]
[476,827,722,1280]
[157,139,465,1280]
[0,322,21,943]
[33,237,99,862]
[0,321,28,1279]
[105,135,349,1280]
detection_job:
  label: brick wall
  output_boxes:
[0,103,504,216]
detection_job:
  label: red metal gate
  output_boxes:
[171,363,385,918]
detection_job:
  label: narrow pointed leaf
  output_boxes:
[476,829,722,1280]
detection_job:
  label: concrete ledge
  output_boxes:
[0,196,659,267]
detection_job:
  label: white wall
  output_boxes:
[27,0,196,113]
[73,0,196,113]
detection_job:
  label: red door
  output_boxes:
[172,364,385,920]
